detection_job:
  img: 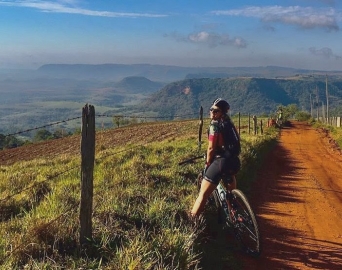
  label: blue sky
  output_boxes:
[1,0,342,70]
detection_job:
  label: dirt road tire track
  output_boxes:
[242,121,342,269]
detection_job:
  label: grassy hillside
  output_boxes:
[139,77,342,117]
[0,119,278,269]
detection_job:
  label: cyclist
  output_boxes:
[191,98,241,218]
[276,107,283,126]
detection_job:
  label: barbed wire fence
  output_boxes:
[0,104,268,250]
[0,107,267,206]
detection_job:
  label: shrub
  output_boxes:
[295,111,312,121]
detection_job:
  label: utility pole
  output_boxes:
[325,74,329,124]
[316,86,319,120]
[310,93,313,117]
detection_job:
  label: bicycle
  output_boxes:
[179,155,261,256]
[276,118,283,128]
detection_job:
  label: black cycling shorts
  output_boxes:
[204,156,241,185]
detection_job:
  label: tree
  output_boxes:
[0,134,5,149]
[53,128,71,138]
[34,129,53,142]
[295,111,311,121]
[285,104,299,119]
[275,104,299,122]
[113,116,123,128]
[0,134,25,149]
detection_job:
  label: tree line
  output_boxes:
[0,129,75,150]
[0,116,145,150]
[0,105,312,150]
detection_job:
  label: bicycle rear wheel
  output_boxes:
[231,189,260,256]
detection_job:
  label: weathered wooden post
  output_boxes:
[80,104,95,247]
[253,115,257,135]
[248,114,251,135]
[260,119,263,135]
[198,106,203,151]
[238,112,241,136]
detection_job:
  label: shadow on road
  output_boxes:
[241,130,342,269]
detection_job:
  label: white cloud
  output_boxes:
[309,47,342,59]
[212,6,341,31]
[0,0,167,18]
[167,31,247,48]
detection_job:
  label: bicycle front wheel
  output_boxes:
[231,189,260,256]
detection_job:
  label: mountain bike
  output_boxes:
[179,156,260,256]
[276,118,283,128]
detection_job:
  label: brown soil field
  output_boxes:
[241,121,342,269]
[0,121,194,166]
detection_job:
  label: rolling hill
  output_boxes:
[138,76,342,116]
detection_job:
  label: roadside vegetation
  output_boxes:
[309,119,342,150]
[0,117,279,269]
[278,104,342,149]
[329,127,342,149]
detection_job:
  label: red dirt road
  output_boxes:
[243,121,342,269]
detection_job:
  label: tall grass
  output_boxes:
[309,119,342,149]
[0,120,278,269]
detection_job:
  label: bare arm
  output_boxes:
[206,134,217,165]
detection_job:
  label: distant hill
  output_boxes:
[137,77,342,116]
[36,63,342,82]
[113,76,165,94]
[87,76,166,107]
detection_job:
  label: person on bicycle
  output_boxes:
[191,98,241,217]
[276,107,283,124]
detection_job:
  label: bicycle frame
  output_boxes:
[213,181,231,222]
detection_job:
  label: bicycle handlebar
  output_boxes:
[178,155,204,165]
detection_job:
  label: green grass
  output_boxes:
[309,119,342,149]
[0,120,278,269]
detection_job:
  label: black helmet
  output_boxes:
[211,98,230,113]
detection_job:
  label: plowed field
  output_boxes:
[0,121,194,165]
[242,121,342,269]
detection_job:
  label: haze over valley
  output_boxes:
[1,64,342,139]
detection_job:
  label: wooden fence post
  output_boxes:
[198,106,203,151]
[248,114,251,135]
[260,119,263,135]
[80,104,95,247]
[253,115,257,135]
[238,112,241,136]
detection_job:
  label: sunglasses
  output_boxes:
[210,108,221,113]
